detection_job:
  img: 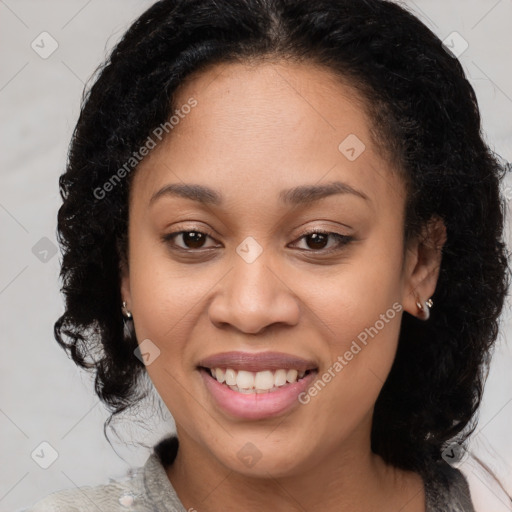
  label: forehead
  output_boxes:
[131,59,405,213]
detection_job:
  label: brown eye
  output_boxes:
[162,230,218,251]
[304,232,329,250]
[291,230,353,253]
[180,231,207,249]
[162,228,353,255]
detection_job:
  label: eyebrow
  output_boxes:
[149,180,370,207]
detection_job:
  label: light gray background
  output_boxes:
[1,1,511,511]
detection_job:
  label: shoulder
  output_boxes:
[426,450,512,512]
[20,436,185,512]
[424,458,476,512]
[20,467,147,512]
[459,453,512,512]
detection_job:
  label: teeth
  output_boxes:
[254,370,274,390]
[215,368,225,383]
[225,368,237,386]
[208,367,310,392]
[275,369,287,387]
[286,369,298,383]
[236,370,254,389]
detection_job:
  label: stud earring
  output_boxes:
[121,301,132,319]
[416,296,433,321]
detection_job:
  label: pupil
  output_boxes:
[184,231,205,249]
[307,233,327,249]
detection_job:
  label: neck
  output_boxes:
[165,426,425,512]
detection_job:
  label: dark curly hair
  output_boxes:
[54,0,510,478]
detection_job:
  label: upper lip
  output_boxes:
[197,351,318,373]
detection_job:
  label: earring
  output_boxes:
[121,301,132,319]
[121,301,135,341]
[416,296,433,320]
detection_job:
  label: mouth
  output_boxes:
[197,351,319,420]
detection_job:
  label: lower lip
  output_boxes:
[199,368,318,420]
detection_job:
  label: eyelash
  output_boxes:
[161,227,354,255]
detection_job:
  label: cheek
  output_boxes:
[127,256,206,427]
[125,228,205,396]
[127,222,209,339]
[303,231,403,340]
[294,235,404,428]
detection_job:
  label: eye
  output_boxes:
[162,229,219,251]
[161,227,353,254]
[290,230,353,253]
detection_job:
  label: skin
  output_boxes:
[120,59,446,512]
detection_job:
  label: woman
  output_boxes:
[23,0,510,510]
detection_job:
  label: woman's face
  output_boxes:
[121,60,436,477]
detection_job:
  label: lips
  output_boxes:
[197,351,319,420]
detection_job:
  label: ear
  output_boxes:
[402,216,447,320]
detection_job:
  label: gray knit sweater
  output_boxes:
[21,436,475,512]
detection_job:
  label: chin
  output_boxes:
[205,430,317,479]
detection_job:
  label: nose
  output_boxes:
[208,247,301,335]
